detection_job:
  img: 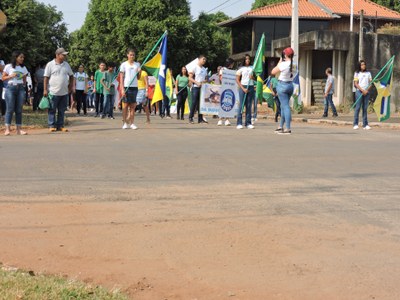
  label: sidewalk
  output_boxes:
[262,111,400,129]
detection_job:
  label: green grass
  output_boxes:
[0,106,69,129]
[0,267,129,300]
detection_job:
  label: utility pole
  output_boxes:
[359,9,364,61]
[350,0,354,31]
[291,0,299,66]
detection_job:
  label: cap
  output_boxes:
[55,48,69,55]
[283,47,294,56]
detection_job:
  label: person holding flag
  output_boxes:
[271,47,295,135]
[119,48,141,130]
[353,60,372,130]
[175,66,189,121]
[236,54,255,129]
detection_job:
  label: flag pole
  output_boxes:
[351,55,395,109]
[123,31,168,94]
[241,34,265,112]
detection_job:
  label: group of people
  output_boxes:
[1,46,374,136]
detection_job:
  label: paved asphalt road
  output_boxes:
[1,113,399,299]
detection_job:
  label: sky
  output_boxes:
[38,0,252,33]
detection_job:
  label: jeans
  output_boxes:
[5,84,25,126]
[189,87,204,122]
[95,92,104,115]
[176,87,187,119]
[237,86,254,126]
[274,96,281,120]
[252,93,258,119]
[354,90,370,127]
[277,81,293,129]
[75,90,87,114]
[86,91,94,107]
[103,94,114,117]
[48,94,68,128]
[323,93,337,116]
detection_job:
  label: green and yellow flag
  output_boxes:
[373,58,394,122]
[253,34,266,103]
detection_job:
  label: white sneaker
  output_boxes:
[224,119,231,126]
[130,124,138,130]
[217,120,223,126]
[353,125,359,130]
[247,124,255,129]
[203,117,208,123]
[236,125,243,129]
[122,123,129,129]
[363,125,371,130]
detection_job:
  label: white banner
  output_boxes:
[200,84,221,115]
[218,69,239,118]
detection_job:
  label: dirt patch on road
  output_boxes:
[1,182,399,299]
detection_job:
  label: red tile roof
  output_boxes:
[245,0,400,20]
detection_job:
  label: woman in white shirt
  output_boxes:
[353,60,372,130]
[236,54,255,129]
[2,51,29,136]
[271,47,295,135]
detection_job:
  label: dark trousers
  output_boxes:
[0,80,5,116]
[189,87,204,122]
[95,92,104,115]
[75,90,87,114]
[176,87,187,119]
[162,95,170,117]
[33,84,44,111]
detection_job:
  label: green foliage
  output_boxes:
[0,0,69,69]
[0,267,128,299]
[191,12,230,72]
[371,0,400,12]
[251,0,286,10]
[69,0,193,74]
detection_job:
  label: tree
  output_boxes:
[252,0,286,10]
[371,0,400,12]
[191,12,230,72]
[69,0,193,74]
[0,0,69,70]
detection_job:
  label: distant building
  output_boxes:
[220,0,400,107]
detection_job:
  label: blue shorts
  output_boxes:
[136,89,148,105]
[123,87,138,103]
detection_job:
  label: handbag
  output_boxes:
[39,94,52,110]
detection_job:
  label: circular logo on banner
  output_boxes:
[220,89,235,112]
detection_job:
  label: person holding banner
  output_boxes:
[188,55,208,124]
[175,66,189,120]
[271,47,295,135]
[236,54,255,129]
[217,58,234,126]
[119,48,141,130]
[353,60,372,130]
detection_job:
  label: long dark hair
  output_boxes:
[285,53,294,78]
[180,66,188,76]
[11,50,25,68]
[243,54,251,66]
[357,60,367,72]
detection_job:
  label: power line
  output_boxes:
[205,0,234,14]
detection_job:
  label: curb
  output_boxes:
[289,117,400,129]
